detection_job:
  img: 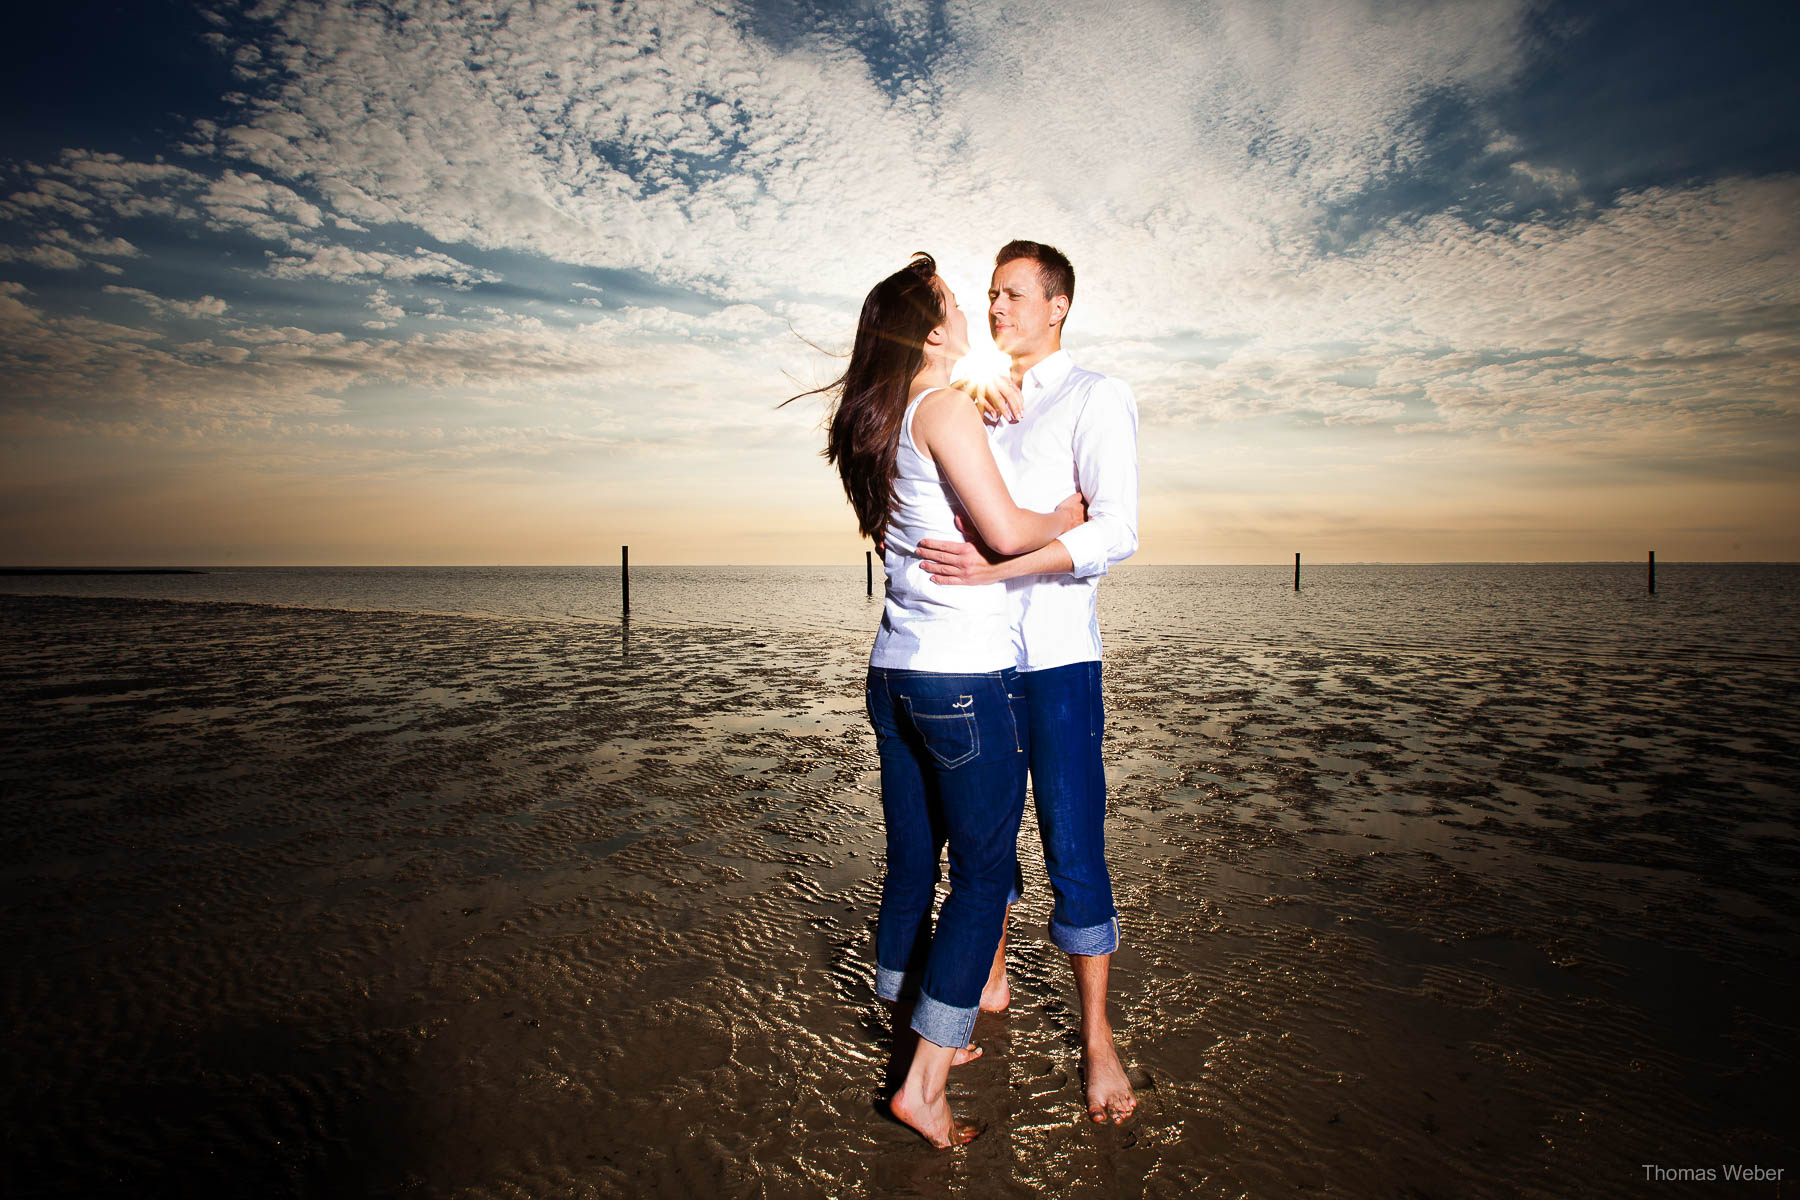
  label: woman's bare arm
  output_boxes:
[910,389,1081,556]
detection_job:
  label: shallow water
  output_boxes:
[1,588,1795,1197]
[5,562,1796,665]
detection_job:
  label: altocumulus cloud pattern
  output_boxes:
[1,0,1796,564]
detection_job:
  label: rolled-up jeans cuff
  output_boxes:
[910,988,978,1050]
[1051,915,1119,956]
[876,964,919,1003]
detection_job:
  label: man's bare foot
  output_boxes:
[979,971,1010,1014]
[951,1042,983,1066]
[1082,1035,1137,1124]
[981,911,1012,1012]
[889,1082,983,1148]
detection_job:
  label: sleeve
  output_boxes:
[1055,376,1139,579]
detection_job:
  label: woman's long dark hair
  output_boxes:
[788,253,945,541]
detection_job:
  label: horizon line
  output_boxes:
[6,559,1796,571]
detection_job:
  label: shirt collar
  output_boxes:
[1022,348,1073,393]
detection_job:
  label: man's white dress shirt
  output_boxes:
[985,349,1139,672]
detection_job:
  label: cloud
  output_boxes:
[1,0,1796,561]
[197,167,326,240]
[0,243,85,270]
[365,287,405,320]
[103,286,230,319]
[1095,171,1800,464]
[2,277,817,464]
[1,152,338,258]
[196,0,1534,311]
[264,243,499,286]
[0,226,141,272]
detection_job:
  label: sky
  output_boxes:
[1,0,1796,566]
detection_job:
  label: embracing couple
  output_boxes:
[811,240,1139,1147]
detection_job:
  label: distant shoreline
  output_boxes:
[2,561,1795,570]
[0,568,205,576]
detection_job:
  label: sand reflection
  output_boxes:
[1,594,1792,1196]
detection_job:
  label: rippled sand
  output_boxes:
[2,595,1794,1198]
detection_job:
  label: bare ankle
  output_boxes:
[979,970,1010,1013]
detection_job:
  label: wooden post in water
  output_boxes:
[1648,549,1655,595]
[622,545,630,616]
[866,549,873,596]
[1294,552,1301,591]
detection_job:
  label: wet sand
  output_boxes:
[1,594,1794,1197]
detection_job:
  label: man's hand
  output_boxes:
[951,375,1023,425]
[917,513,998,585]
[1055,490,1088,533]
[921,507,1084,585]
[917,534,1003,585]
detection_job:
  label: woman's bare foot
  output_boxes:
[951,1042,983,1066]
[1082,1034,1138,1124]
[889,1081,983,1148]
[979,971,1010,1013]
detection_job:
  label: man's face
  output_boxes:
[988,258,1065,359]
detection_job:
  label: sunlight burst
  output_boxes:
[952,344,1012,390]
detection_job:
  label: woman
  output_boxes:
[812,253,1085,1147]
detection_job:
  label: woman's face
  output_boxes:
[934,277,972,361]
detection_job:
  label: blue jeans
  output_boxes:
[1015,660,1119,955]
[867,666,1028,1050]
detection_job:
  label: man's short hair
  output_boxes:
[996,239,1075,311]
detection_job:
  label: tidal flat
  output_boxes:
[1,593,1794,1197]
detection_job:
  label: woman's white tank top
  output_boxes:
[869,388,1014,672]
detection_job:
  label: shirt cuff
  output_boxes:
[1057,523,1110,579]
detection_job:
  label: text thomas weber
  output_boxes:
[1643,1164,1786,1184]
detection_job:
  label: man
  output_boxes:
[918,239,1140,1124]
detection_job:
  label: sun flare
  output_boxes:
[952,344,1012,389]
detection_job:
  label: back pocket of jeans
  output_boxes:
[901,693,980,770]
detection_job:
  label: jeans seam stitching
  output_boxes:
[899,695,980,770]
